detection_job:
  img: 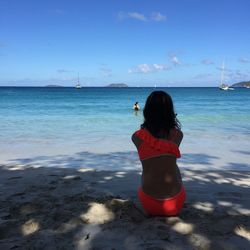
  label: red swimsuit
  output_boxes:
[135,128,181,160]
[134,128,186,216]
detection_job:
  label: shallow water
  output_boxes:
[0,87,249,170]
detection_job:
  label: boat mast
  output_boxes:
[78,73,80,85]
[220,61,224,86]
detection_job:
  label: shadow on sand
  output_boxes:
[0,151,249,249]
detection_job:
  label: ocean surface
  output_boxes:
[0,87,249,170]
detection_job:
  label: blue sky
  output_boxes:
[0,0,250,87]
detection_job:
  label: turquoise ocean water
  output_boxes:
[0,87,249,170]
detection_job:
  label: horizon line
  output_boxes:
[0,85,224,88]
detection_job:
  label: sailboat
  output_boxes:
[219,62,234,90]
[75,73,82,89]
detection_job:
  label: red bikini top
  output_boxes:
[135,128,181,161]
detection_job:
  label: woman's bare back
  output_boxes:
[132,128,183,199]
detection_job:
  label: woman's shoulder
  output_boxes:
[131,130,143,148]
[174,127,183,136]
[132,128,150,141]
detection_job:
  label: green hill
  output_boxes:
[44,85,64,87]
[105,83,128,87]
[231,81,250,87]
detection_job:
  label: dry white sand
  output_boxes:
[0,164,249,250]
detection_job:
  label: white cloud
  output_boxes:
[117,11,126,20]
[153,64,168,70]
[172,56,180,65]
[128,12,147,21]
[201,59,214,65]
[118,11,166,22]
[151,12,166,21]
[239,57,249,63]
[170,55,181,65]
[134,64,151,73]
[129,64,169,73]
[118,11,147,21]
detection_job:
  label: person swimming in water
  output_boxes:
[132,91,185,216]
[133,102,140,111]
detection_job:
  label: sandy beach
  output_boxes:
[0,158,249,250]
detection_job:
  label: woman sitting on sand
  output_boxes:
[132,91,185,216]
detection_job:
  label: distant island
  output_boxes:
[44,85,63,87]
[105,83,128,88]
[231,81,250,88]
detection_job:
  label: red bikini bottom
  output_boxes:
[138,186,186,216]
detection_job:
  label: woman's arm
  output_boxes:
[131,133,142,149]
[176,166,183,184]
[171,129,183,146]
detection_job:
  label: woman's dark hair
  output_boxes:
[141,91,181,138]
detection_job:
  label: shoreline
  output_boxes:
[1,148,249,172]
[0,164,249,249]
